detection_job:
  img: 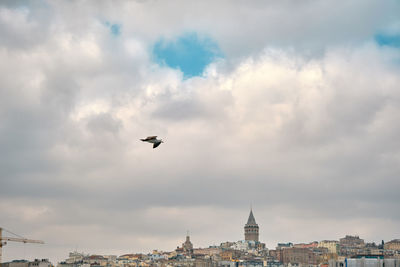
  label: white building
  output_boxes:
[329,258,400,267]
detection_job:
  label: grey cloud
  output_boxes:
[86,113,122,134]
[0,1,53,50]
[151,94,204,121]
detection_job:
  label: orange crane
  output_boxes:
[0,227,44,266]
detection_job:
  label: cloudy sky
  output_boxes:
[1,0,400,263]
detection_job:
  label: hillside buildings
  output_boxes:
[4,209,400,267]
[385,240,400,251]
[47,232,400,267]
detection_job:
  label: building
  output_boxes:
[319,241,339,254]
[183,234,194,254]
[244,209,259,242]
[29,259,52,267]
[84,255,108,266]
[194,247,221,257]
[339,235,365,257]
[220,242,236,249]
[2,260,29,267]
[294,242,318,249]
[269,250,282,262]
[220,250,241,261]
[4,259,52,267]
[64,252,88,264]
[340,236,364,248]
[329,258,400,267]
[175,233,194,256]
[276,243,293,250]
[385,240,400,251]
[281,247,318,265]
[264,260,283,267]
[237,260,264,267]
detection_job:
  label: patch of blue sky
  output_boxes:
[375,33,400,48]
[104,21,121,36]
[1,0,31,9]
[153,32,223,78]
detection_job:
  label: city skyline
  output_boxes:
[2,223,400,266]
[2,208,398,263]
[1,0,400,264]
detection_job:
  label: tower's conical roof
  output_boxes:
[246,209,257,225]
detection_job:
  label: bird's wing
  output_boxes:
[144,136,157,141]
[153,142,161,149]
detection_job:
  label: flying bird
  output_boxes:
[140,136,164,149]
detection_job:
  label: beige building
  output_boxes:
[281,247,318,265]
[319,240,339,254]
[220,250,241,261]
[194,247,221,257]
[339,235,364,248]
[384,239,400,251]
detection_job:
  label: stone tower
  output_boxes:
[244,209,259,242]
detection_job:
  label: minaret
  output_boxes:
[244,209,259,242]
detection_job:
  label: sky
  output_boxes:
[1,0,400,263]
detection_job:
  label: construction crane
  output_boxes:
[0,227,44,266]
